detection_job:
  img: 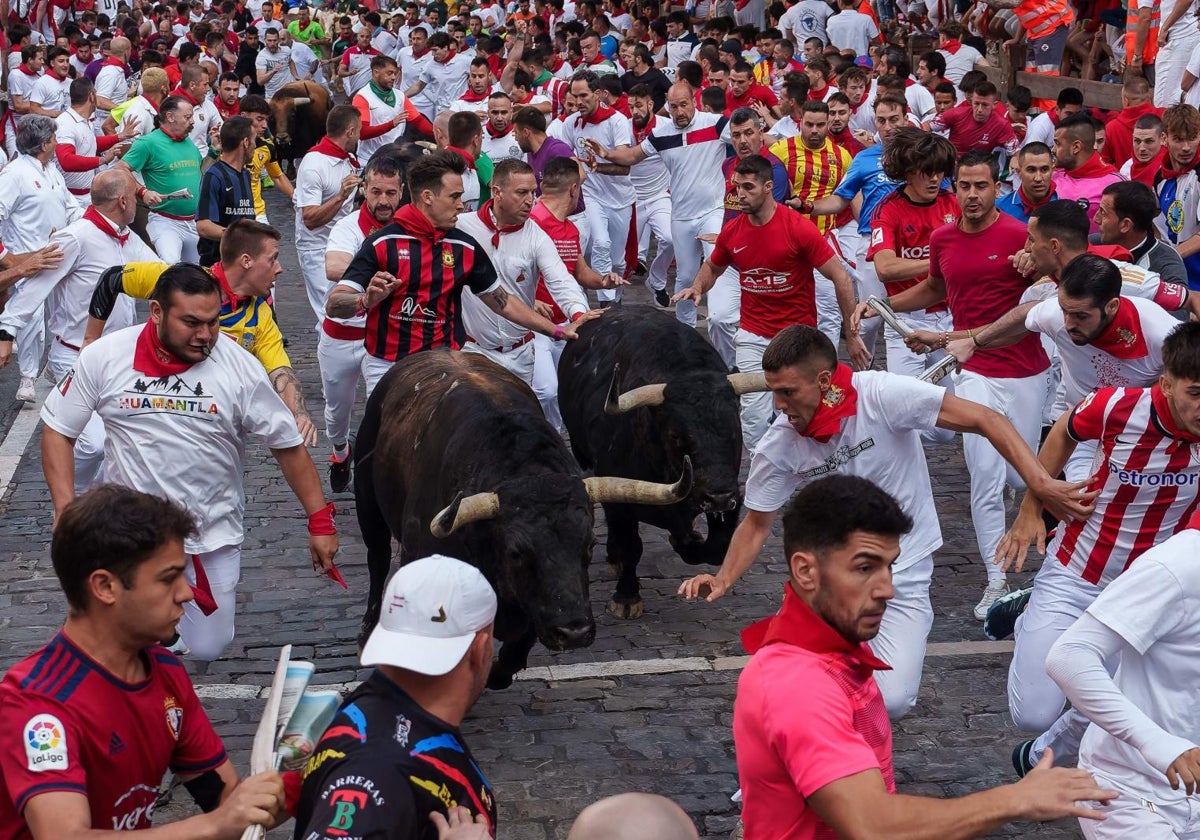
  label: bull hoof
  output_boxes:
[486,665,514,691]
[607,598,644,620]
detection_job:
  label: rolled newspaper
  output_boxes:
[919,353,959,384]
[240,645,291,840]
[161,188,192,201]
[866,296,915,337]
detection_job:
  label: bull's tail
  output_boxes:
[352,396,393,649]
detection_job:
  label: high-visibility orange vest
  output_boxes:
[1015,0,1074,40]
[1126,0,1160,65]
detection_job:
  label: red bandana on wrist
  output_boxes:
[357,202,385,237]
[1089,298,1149,360]
[799,363,858,442]
[477,200,523,246]
[579,103,616,126]
[394,202,448,243]
[83,206,129,245]
[311,136,360,168]
[741,583,892,672]
[132,320,196,377]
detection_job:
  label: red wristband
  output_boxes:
[282,770,303,817]
[570,311,584,323]
[553,324,565,341]
[307,502,337,536]
[136,185,147,201]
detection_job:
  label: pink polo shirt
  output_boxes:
[734,585,894,839]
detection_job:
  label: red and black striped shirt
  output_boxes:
[341,215,500,362]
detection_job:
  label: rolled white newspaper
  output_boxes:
[240,645,291,840]
[866,296,915,337]
[919,353,959,384]
[161,188,193,201]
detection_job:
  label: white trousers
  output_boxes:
[671,207,725,327]
[636,192,673,293]
[362,354,395,398]
[47,341,105,493]
[1081,771,1200,839]
[954,368,1050,583]
[867,553,935,720]
[815,225,862,349]
[531,332,565,432]
[884,310,957,445]
[586,202,632,303]
[316,330,367,449]
[735,329,773,450]
[297,247,330,330]
[15,301,46,380]
[708,266,741,370]
[146,213,200,264]
[855,234,886,359]
[178,544,241,662]
[462,339,536,385]
[1154,36,1200,109]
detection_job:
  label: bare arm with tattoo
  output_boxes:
[268,366,318,447]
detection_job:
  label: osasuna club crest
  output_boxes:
[164,696,183,740]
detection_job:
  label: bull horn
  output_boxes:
[584,456,693,506]
[604,363,667,415]
[289,96,311,106]
[727,372,769,395]
[430,491,500,538]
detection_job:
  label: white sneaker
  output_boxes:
[15,376,35,401]
[974,580,1010,620]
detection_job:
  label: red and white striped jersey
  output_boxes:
[1053,386,1200,585]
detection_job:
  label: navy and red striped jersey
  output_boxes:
[0,633,227,836]
[340,216,500,362]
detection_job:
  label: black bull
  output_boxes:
[558,305,768,619]
[352,351,691,689]
[268,81,330,163]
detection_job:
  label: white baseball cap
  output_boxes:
[360,555,498,676]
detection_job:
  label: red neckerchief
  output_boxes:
[394,202,447,244]
[16,63,37,76]
[1086,243,1134,262]
[485,121,514,139]
[516,91,534,106]
[133,320,194,377]
[579,103,615,126]
[356,202,385,237]
[1089,297,1150,360]
[1152,384,1200,445]
[138,94,160,114]
[634,114,656,143]
[1018,186,1055,213]
[486,53,502,79]
[411,45,430,59]
[83,206,129,245]
[549,53,565,73]
[612,93,631,117]
[741,583,892,672]
[800,363,858,442]
[829,126,864,155]
[1065,152,1118,180]
[48,66,68,80]
[1130,148,1165,185]
[586,52,610,66]
[311,136,360,168]
[460,87,490,102]
[172,85,200,106]
[941,38,961,54]
[1159,154,1200,181]
[216,98,239,119]
[209,262,243,309]
[103,56,127,71]
[434,48,457,64]
[807,83,830,100]
[477,200,523,246]
[445,145,477,170]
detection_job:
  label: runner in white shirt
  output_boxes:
[586,81,728,323]
[27,47,71,118]
[0,115,84,401]
[93,37,134,128]
[404,34,474,116]
[256,30,293,100]
[480,92,525,163]
[627,86,674,309]
[0,171,154,491]
[826,0,879,58]
[68,40,96,78]
[321,156,399,493]
[39,263,339,662]
[252,6,285,39]
[398,28,436,118]
[779,0,834,44]
[457,158,599,383]
[1047,514,1200,839]
[352,54,433,165]
[677,324,1083,719]
[177,65,224,158]
[338,28,381,97]
[288,35,326,87]
[55,78,136,203]
[293,105,361,329]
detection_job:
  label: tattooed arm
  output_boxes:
[477,286,602,340]
[268,366,318,447]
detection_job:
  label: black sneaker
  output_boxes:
[1012,739,1035,778]
[984,586,1032,641]
[329,447,352,494]
[635,260,648,277]
[653,287,671,308]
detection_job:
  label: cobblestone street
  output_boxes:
[0,186,1084,838]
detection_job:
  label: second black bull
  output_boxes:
[558,305,769,619]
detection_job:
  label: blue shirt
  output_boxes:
[997,189,1055,224]
[600,33,619,59]
[834,144,902,235]
[197,160,255,266]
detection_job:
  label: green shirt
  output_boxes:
[331,36,353,58]
[476,152,493,203]
[123,129,203,217]
[287,20,326,56]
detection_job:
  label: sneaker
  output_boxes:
[16,376,35,401]
[635,260,648,277]
[984,586,1032,641]
[973,580,1009,620]
[163,632,190,656]
[1012,739,1035,778]
[653,286,671,308]
[329,446,353,494]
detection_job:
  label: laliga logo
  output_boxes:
[24,714,68,772]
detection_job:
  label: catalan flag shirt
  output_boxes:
[40,323,303,552]
[294,670,497,840]
[0,634,226,837]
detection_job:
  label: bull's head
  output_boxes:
[428,461,692,650]
[268,94,309,147]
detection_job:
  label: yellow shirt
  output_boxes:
[118,262,291,372]
[247,135,286,217]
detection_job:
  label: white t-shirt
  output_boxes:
[561,109,637,209]
[780,0,834,44]
[188,95,224,158]
[418,52,474,114]
[0,154,82,252]
[745,370,946,571]
[638,111,728,220]
[480,126,525,163]
[826,9,879,57]
[1023,110,1056,149]
[1078,529,1200,800]
[322,211,369,329]
[939,44,983,85]
[256,45,293,100]
[40,324,304,553]
[289,40,324,85]
[253,17,285,39]
[399,46,435,117]
[28,73,70,114]
[293,147,357,250]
